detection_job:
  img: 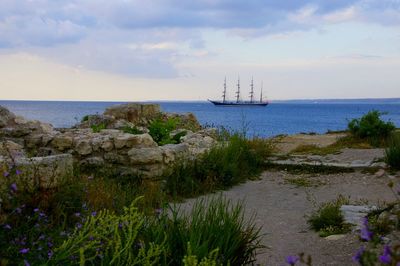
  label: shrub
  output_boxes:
[348,110,395,146]
[148,117,185,145]
[385,132,400,170]
[144,196,263,265]
[308,195,351,237]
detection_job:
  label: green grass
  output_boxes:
[163,134,273,199]
[308,195,351,237]
[122,125,143,135]
[91,122,107,133]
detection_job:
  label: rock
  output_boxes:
[128,147,163,164]
[0,140,25,158]
[114,133,157,149]
[80,156,104,167]
[52,135,73,151]
[161,143,190,164]
[324,234,346,241]
[101,140,114,152]
[14,154,73,188]
[0,106,16,127]
[104,103,160,125]
[25,134,43,148]
[74,139,92,155]
[374,169,386,178]
[340,205,378,229]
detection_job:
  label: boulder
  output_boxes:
[161,143,189,164]
[104,103,160,125]
[114,133,157,149]
[14,154,73,188]
[128,147,163,164]
[74,139,92,155]
[0,140,25,158]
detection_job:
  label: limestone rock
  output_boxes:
[74,139,92,155]
[114,133,157,149]
[128,147,163,164]
[104,103,160,125]
[0,106,16,128]
[0,140,25,158]
[80,156,104,167]
[52,135,73,151]
[161,143,189,164]
[14,154,73,188]
[340,205,378,229]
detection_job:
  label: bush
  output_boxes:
[164,134,272,198]
[91,123,107,133]
[148,117,186,145]
[385,132,400,170]
[308,195,351,237]
[144,196,263,265]
[348,110,395,146]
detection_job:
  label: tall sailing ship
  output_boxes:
[208,77,268,107]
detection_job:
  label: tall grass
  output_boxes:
[143,196,263,265]
[164,134,273,198]
[385,132,400,170]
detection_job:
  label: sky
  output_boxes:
[0,0,399,101]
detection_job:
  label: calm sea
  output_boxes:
[1,99,399,137]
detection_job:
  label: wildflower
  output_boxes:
[33,208,39,212]
[379,245,392,264]
[352,246,365,263]
[38,235,45,240]
[74,212,81,217]
[15,169,22,175]
[91,211,97,217]
[19,248,30,254]
[360,217,373,241]
[24,260,30,266]
[285,255,299,265]
[10,183,17,192]
[3,171,9,177]
[76,223,82,229]
[3,224,11,230]
[47,241,53,248]
[48,250,54,258]
[15,207,22,214]
[39,212,46,217]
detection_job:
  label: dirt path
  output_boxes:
[180,170,397,265]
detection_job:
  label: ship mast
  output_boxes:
[260,81,263,103]
[236,76,240,103]
[249,77,254,103]
[222,77,227,102]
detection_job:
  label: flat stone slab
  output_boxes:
[340,205,378,229]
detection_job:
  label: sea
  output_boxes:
[1,99,400,138]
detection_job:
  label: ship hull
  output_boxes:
[208,100,268,107]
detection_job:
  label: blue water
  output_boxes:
[1,100,399,137]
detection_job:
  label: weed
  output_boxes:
[308,195,351,237]
[149,117,185,145]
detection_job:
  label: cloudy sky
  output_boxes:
[0,0,399,101]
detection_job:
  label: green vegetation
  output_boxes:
[81,114,90,122]
[164,134,273,198]
[385,132,400,170]
[308,195,351,237]
[348,110,395,147]
[148,117,187,145]
[91,122,107,133]
[122,125,143,135]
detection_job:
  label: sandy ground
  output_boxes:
[274,133,347,154]
[179,170,398,266]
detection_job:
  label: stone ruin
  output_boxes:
[0,103,216,187]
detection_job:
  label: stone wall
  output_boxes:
[0,104,215,181]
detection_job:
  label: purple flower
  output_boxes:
[24,260,30,266]
[15,207,22,214]
[76,223,82,229]
[15,169,22,175]
[33,208,39,212]
[360,218,373,241]
[48,250,54,258]
[285,255,299,265]
[353,247,365,263]
[19,248,30,254]
[379,245,392,264]
[3,171,9,177]
[39,212,46,217]
[91,211,97,217]
[47,241,53,248]
[3,224,11,230]
[38,235,45,240]
[74,212,81,217]
[10,183,17,192]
